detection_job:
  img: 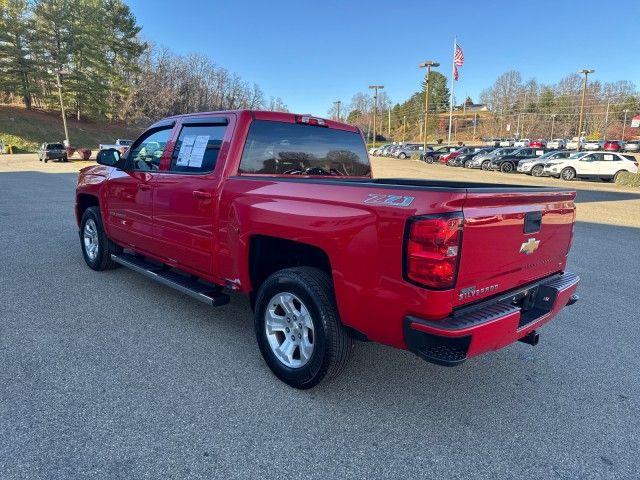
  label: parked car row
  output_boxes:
[418,144,639,183]
[483,137,639,152]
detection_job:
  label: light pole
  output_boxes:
[576,69,594,151]
[54,69,70,146]
[622,109,629,141]
[550,114,557,140]
[419,61,439,151]
[368,85,384,148]
[333,100,341,121]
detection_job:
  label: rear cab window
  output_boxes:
[239,120,371,177]
[170,122,227,174]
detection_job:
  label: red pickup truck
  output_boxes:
[76,110,579,388]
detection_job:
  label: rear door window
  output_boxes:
[170,123,227,174]
[239,120,370,176]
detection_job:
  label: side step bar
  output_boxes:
[110,253,230,307]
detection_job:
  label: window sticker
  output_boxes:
[176,135,196,166]
[604,154,614,161]
[176,135,209,168]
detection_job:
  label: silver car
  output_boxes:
[623,141,639,153]
[394,144,424,159]
[517,150,572,177]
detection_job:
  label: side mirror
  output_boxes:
[96,148,120,167]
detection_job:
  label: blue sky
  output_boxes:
[128,0,639,116]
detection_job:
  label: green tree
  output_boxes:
[0,0,36,109]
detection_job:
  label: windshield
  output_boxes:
[239,121,371,176]
[538,151,561,159]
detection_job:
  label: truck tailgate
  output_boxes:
[454,189,575,307]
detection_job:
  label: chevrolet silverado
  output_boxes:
[75,110,579,388]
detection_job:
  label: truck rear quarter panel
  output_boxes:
[218,177,466,348]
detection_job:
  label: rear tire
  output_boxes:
[613,170,627,182]
[481,161,490,171]
[254,267,354,389]
[424,156,434,164]
[560,167,576,181]
[399,153,406,159]
[80,206,122,271]
[464,160,472,168]
[500,162,514,173]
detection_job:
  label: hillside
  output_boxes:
[0,105,143,153]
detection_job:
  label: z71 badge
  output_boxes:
[363,193,415,207]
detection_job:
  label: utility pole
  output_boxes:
[622,109,629,141]
[576,69,594,151]
[55,70,70,146]
[473,112,477,136]
[419,61,439,151]
[550,114,557,140]
[402,115,406,143]
[388,106,391,138]
[603,100,610,141]
[368,85,384,148]
[333,100,341,121]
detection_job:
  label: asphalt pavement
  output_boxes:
[1,171,638,479]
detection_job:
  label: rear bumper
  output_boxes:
[404,272,579,366]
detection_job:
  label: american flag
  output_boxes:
[454,66,459,81]
[454,44,464,66]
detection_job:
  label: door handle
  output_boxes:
[138,184,152,191]
[192,190,212,200]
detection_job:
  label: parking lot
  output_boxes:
[1,155,639,479]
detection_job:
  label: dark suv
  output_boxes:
[38,143,68,163]
[488,147,547,173]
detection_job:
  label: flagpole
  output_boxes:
[447,36,456,144]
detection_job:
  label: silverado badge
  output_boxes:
[520,238,540,255]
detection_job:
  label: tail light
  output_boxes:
[296,115,327,127]
[404,214,463,289]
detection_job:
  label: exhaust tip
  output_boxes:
[566,294,579,306]
[518,330,539,346]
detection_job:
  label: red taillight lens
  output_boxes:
[405,215,463,289]
[296,115,327,127]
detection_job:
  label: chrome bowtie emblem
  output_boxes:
[520,238,540,255]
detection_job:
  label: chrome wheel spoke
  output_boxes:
[265,292,315,369]
[299,336,313,362]
[265,310,288,334]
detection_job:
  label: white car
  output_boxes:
[517,150,572,176]
[543,151,638,182]
[513,138,530,147]
[583,140,603,151]
[566,138,584,150]
[547,138,566,149]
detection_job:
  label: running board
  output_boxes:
[110,253,230,307]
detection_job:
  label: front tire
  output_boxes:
[424,156,434,164]
[560,167,576,181]
[481,160,490,170]
[80,206,122,270]
[531,165,544,177]
[254,267,353,389]
[399,153,407,159]
[464,160,472,168]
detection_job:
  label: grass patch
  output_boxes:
[615,171,640,187]
[0,105,142,152]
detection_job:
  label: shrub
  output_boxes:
[77,148,92,160]
[615,171,640,187]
